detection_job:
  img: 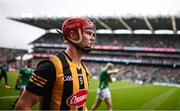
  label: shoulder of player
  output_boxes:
[34,59,56,76]
[37,59,54,67]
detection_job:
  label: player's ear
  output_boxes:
[64,40,68,44]
[69,31,76,40]
[63,36,68,44]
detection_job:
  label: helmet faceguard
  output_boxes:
[57,17,96,53]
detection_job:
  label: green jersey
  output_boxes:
[19,66,32,86]
[99,68,109,89]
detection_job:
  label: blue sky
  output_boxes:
[0,0,180,50]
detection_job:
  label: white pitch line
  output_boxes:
[138,88,177,110]
[0,96,18,99]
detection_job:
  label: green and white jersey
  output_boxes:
[99,68,109,89]
[19,66,33,86]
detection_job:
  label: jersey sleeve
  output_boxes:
[19,67,24,76]
[26,60,56,96]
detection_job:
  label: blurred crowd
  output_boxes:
[32,33,180,48]
[0,48,27,64]
[1,33,180,85]
[96,34,180,48]
[84,62,180,84]
[1,60,179,86]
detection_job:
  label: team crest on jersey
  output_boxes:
[66,89,88,108]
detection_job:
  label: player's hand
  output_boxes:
[114,69,119,73]
[112,69,119,74]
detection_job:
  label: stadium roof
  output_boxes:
[9,16,180,34]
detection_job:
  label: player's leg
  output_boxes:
[0,73,2,83]
[0,72,6,85]
[4,72,8,85]
[104,88,112,111]
[91,88,104,110]
[4,72,10,88]
[104,97,112,111]
[91,98,102,111]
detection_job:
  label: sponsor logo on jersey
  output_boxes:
[62,75,73,81]
[66,89,88,108]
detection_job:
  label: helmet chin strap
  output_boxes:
[69,28,93,54]
[78,28,93,53]
[67,38,92,54]
[83,46,93,53]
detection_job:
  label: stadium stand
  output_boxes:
[9,16,180,84]
[0,47,27,71]
[0,47,27,63]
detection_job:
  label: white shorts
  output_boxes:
[18,85,26,90]
[97,88,111,100]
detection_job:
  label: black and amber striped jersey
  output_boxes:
[26,51,90,110]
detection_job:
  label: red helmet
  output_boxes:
[62,17,95,44]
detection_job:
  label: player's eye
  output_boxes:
[84,30,95,37]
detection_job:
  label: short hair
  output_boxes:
[105,63,114,69]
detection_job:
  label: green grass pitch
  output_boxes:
[0,71,180,110]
